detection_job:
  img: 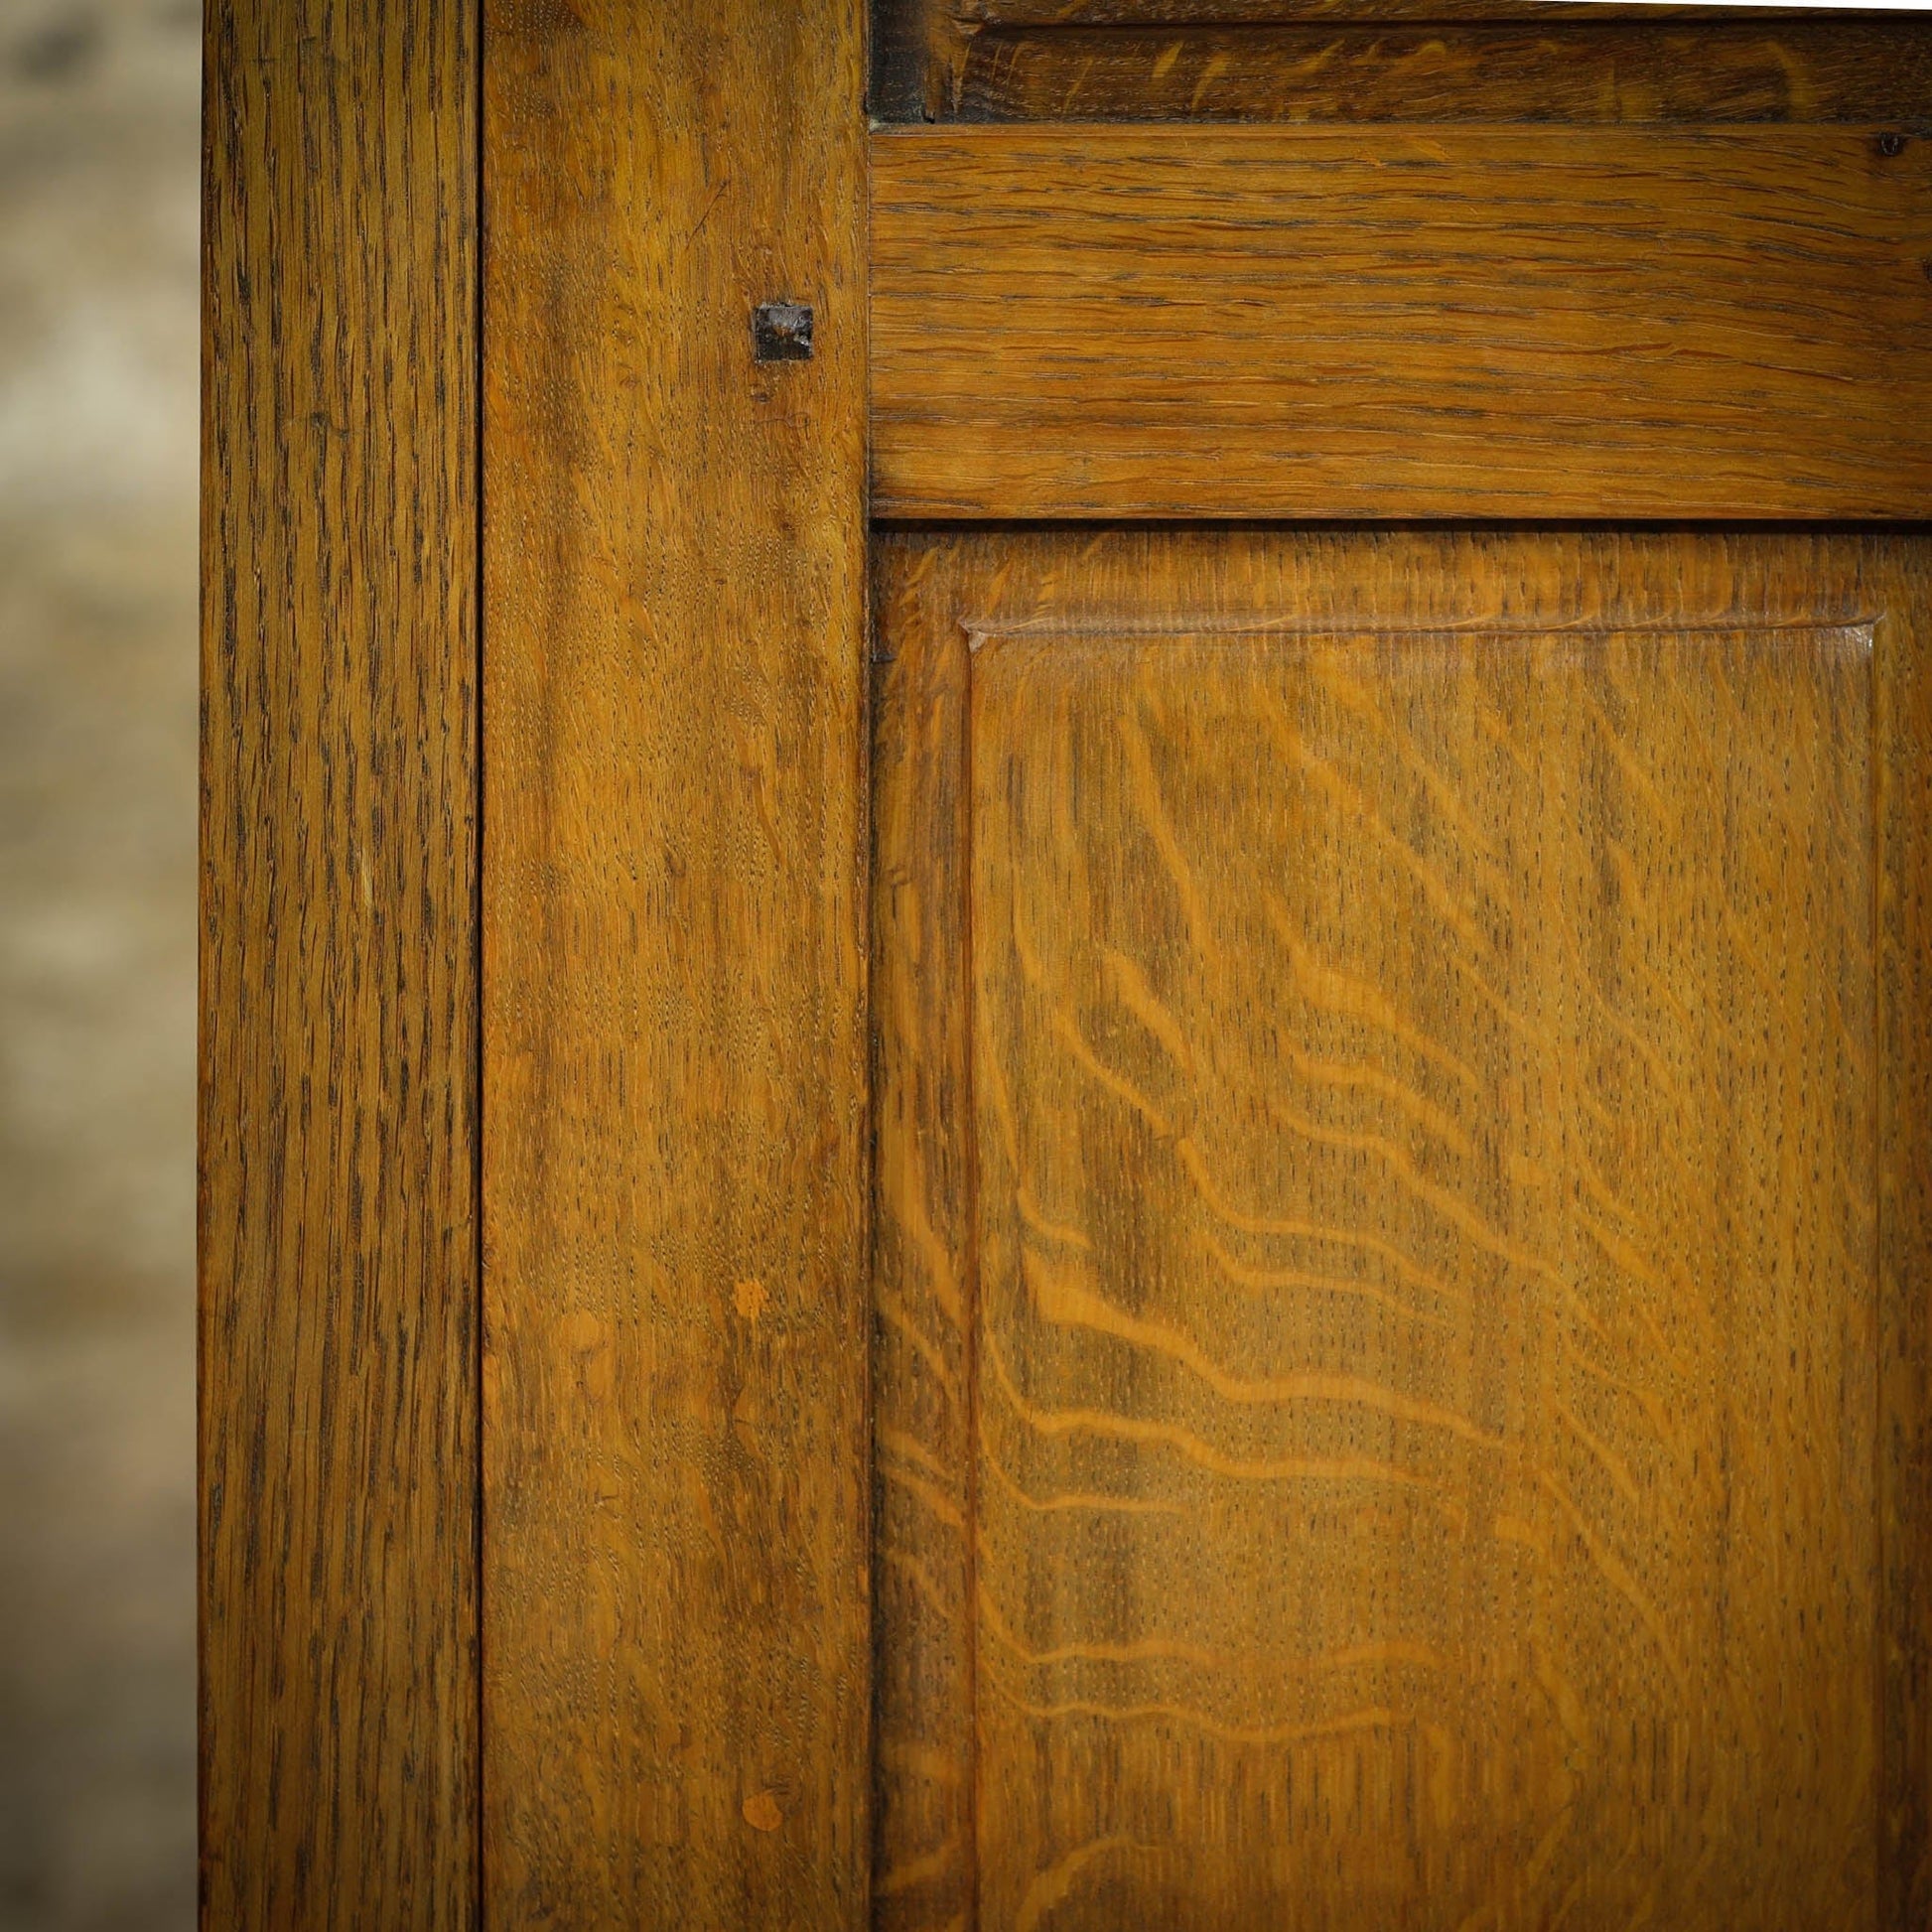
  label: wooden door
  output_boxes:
[203,2,1932,1926]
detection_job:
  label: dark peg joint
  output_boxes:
[754,302,814,361]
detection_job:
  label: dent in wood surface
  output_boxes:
[200,1,479,1925]
[483,2,870,1925]
[871,124,1932,521]
[874,530,1927,1927]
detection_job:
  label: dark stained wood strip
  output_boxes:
[872,0,1910,118]
[952,21,1932,124]
[872,123,1932,520]
[482,3,872,1923]
[1880,557,1932,1924]
[200,1,480,1924]
[961,0,1882,21]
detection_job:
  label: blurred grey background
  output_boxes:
[0,0,200,1926]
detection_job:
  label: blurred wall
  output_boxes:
[0,1,200,1927]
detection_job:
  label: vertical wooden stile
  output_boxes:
[200,1,481,1923]
[482,4,872,1923]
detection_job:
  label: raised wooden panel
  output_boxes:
[878,13,1932,125]
[977,622,1870,1924]
[874,530,1932,1928]
[871,124,1932,521]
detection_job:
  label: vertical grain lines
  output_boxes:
[481,4,870,1925]
[1879,573,1932,1920]
[201,2,480,1926]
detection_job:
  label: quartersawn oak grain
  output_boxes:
[873,528,1932,1927]
[871,123,1932,520]
[946,21,1932,125]
[482,3,871,1924]
[200,1,478,1925]
[870,0,1912,118]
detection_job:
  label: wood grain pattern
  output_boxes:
[872,124,1932,521]
[873,528,1931,1928]
[948,0,1856,17]
[943,21,1932,125]
[200,1,478,1925]
[870,0,1900,110]
[482,3,871,1924]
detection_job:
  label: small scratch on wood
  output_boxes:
[685,176,731,251]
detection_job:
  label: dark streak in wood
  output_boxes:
[1880,549,1932,1927]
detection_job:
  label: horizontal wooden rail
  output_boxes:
[871,123,1932,520]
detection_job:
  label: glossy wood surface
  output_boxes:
[873,529,1932,1929]
[877,8,1931,124]
[482,2,872,1923]
[872,124,1932,521]
[200,1,478,1924]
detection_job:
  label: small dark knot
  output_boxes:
[1877,132,1909,159]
